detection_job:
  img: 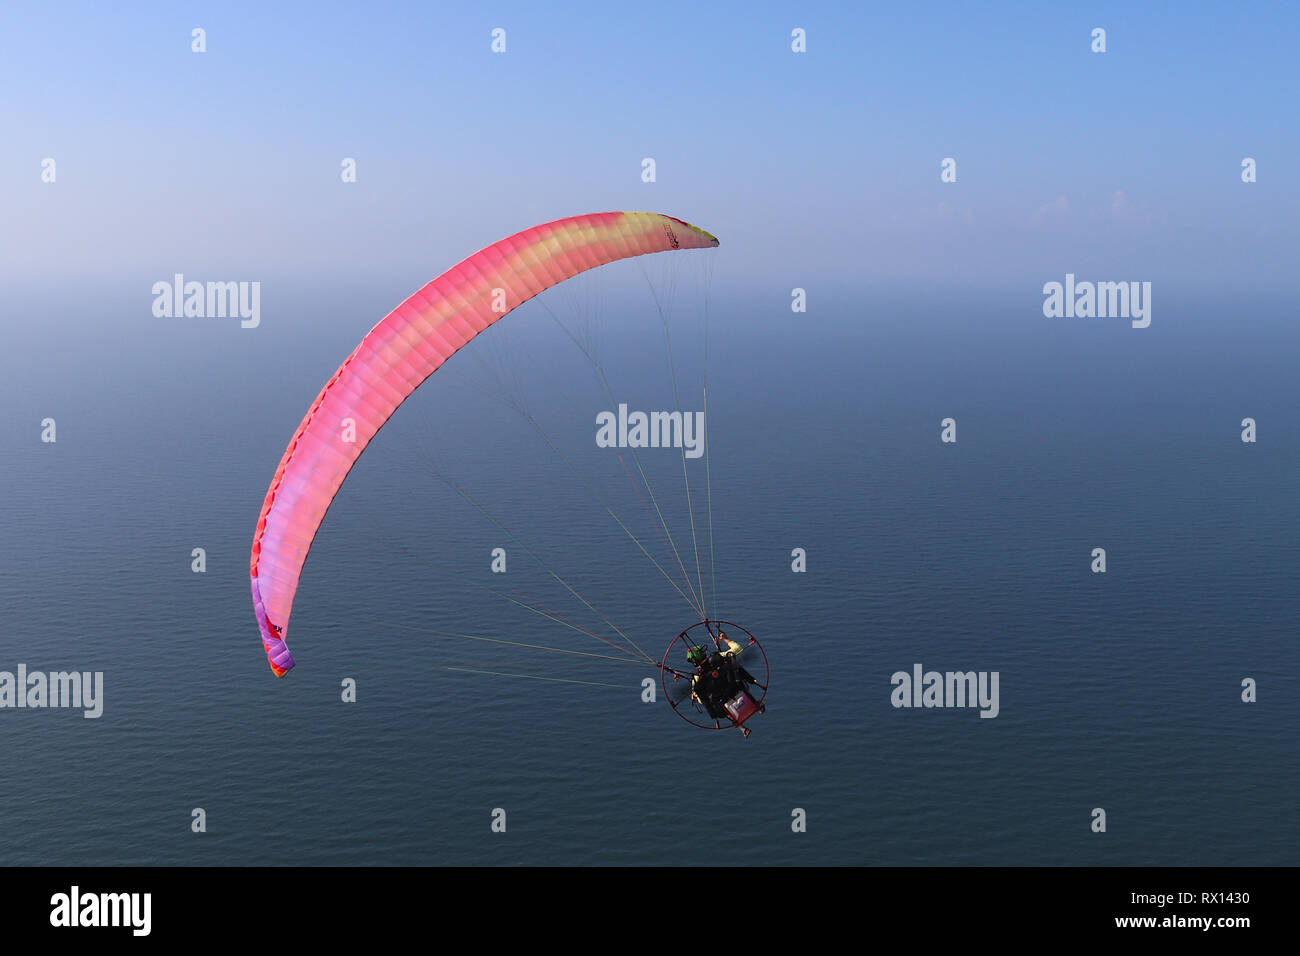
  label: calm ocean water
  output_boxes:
[2,277,1296,866]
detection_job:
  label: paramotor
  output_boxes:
[660,620,769,736]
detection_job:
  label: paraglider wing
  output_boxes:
[250,211,719,676]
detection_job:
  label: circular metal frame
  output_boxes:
[660,620,769,730]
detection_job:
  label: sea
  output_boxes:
[2,270,1296,866]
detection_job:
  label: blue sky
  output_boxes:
[3,1,1296,290]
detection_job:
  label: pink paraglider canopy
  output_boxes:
[250,211,719,675]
